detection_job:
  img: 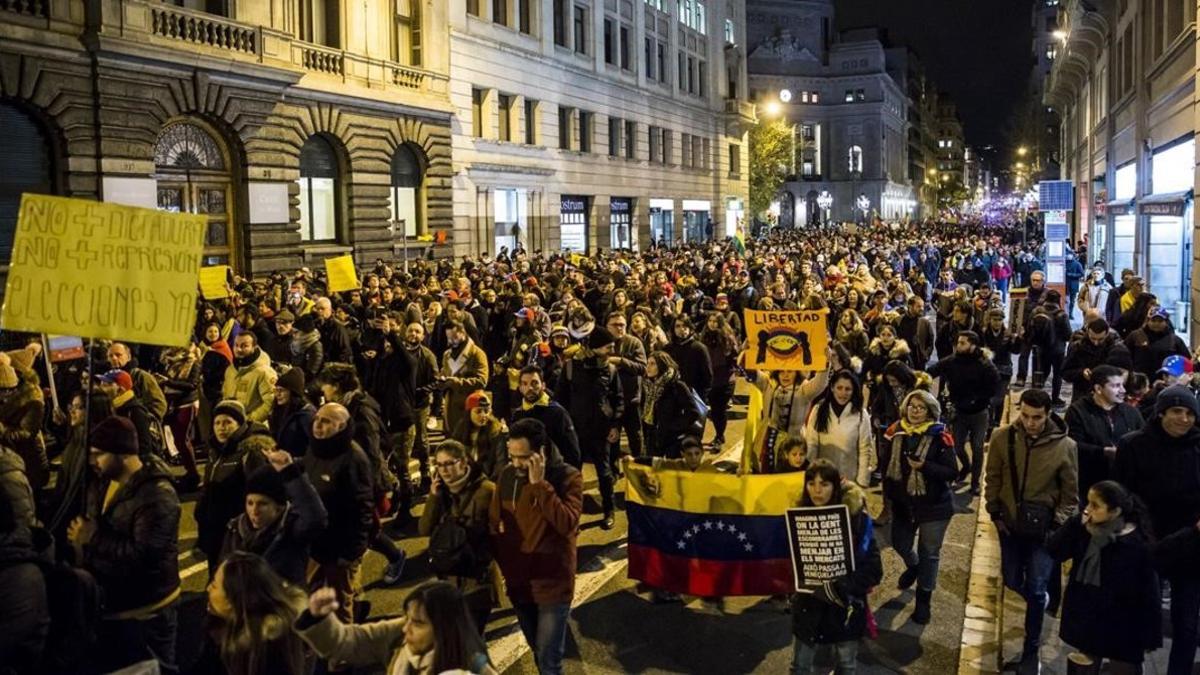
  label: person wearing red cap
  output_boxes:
[97,369,161,462]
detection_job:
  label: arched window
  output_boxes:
[298,135,340,242]
[155,121,237,266]
[0,103,54,261]
[389,145,423,237]
[847,145,863,174]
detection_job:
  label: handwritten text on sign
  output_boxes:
[785,504,855,590]
[1,194,205,347]
[743,309,829,371]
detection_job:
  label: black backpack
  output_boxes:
[427,494,482,578]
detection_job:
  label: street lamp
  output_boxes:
[817,190,832,224]
[763,100,781,117]
[1018,146,1029,157]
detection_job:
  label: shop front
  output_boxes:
[1144,137,1194,330]
[610,197,633,250]
[560,195,589,253]
[649,198,674,244]
[682,199,712,242]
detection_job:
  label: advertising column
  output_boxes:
[560,195,589,253]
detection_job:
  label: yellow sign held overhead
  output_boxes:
[325,254,360,293]
[1,194,205,347]
[198,265,231,299]
[743,308,829,372]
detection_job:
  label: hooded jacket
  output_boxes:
[440,337,489,436]
[1124,324,1190,379]
[926,348,1000,415]
[489,440,582,605]
[219,463,328,585]
[195,422,272,559]
[1114,419,1200,539]
[0,370,48,489]
[303,425,375,564]
[222,348,278,423]
[82,457,181,615]
[984,414,1079,529]
[790,483,883,644]
[861,337,912,384]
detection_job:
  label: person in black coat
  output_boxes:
[790,460,883,673]
[641,351,703,459]
[1064,365,1144,506]
[512,365,583,468]
[1062,318,1134,402]
[219,451,328,586]
[1124,307,1190,380]
[1046,480,1161,672]
[269,368,315,458]
[926,330,1000,493]
[882,390,957,624]
[1029,290,1071,404]
[665,316,713,396]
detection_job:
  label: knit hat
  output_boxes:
[98,369,133,392]
[244,465,287,504]
[901,389,942,422]
[0,353,17,390]
[213,399,247,426]
[276,367,306,398]
[1155,384,1200,418]
[89,416,139,456]
[465,390,492,411]
[587,326,616,350]
[5,347,35,373]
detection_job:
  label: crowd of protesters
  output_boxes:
[0,217,1198,675]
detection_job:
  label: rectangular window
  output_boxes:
[620,25,630,70]
[811,91,819,103]
[625,120,636,158]
[663,129,672,164]
[518,0,531,32]
[524,99,538,144]
[702,137,710,170]
[729,143,740,177]
[604,18,615,64]
[724,17,734,44]
[553,0,567,45]
[687,56,695,93]
[800,91,810,103]
[697,60,706,96]
[678,51,686,89]
[573,5,587,53]
[297,177,338,241]
[394,0,421,66]
[693,135,702,168]
[558,106,572,150]
[608,117,621,156]
[856,89,866,101]
[657,43,666,82]
[645,37,654,79]
[467,0,480,16]
[682,133,691,166]
[493,0,508,26]
[497,94,512,141]
[471,88,484,138]
[844,90,854,103]
[579,111,592,152]
[649,126,661,163]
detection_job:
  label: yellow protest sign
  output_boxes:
[568,253,584,267]
[198,265,231,299]
[325,254,360,293]
[743,308,829,371]
[1,194,205,347]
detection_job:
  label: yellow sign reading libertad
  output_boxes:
[1,194,206,347]
[743,308,829,371]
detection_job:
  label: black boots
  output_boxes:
[912,589,932,624]
[898,565,919,590]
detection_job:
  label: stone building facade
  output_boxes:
[745,0,916,226]
[0,0,455,276]
[447,0,753,254]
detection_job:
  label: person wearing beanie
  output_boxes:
[1115,383,1200,675]
[96,368,161,464]
[195,399,272,573]
[1124,304,1190,381]
[288,312,325,381]
[270,367,316,458]
[0,351,49,489]
[219,449,328,586]
[557,322,623,529]
[881,388,956,624]
[70,415,181,673]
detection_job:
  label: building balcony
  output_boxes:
[1044,0,1112,110]
[88,0,448,103]
[724,98,757,136]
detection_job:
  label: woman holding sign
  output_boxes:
[881,390,957,625]
[790,459,883,674]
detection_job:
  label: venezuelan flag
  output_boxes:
[625,465,806,596]
[732,229,746,256]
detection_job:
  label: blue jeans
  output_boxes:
[999,534,1055,656]
[513,601,571,675]
[891,516,950,592]
[791,638,859,674]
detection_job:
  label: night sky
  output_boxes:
[836,0,1036,152]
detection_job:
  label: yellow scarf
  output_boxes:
[899,418,935,436]
[521,392,550,410]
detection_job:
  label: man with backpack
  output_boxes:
[69,416,181,673]
[1028,290,1071,407]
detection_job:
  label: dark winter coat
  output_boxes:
[926,350,1001,414]
[1124,326,1190,379]
[343,390,389,490]
[897,314,934,369]
[318,317,355,365]
[1062,332,1134,398]
[882,422,958,523]
[609,334,646,405]
[645,377,704,456]
[1047,518,1161,663]
[270,400,315,459]
[114,392,159,460]
[1114,421,1200,539]
[0,373,48,489]
[557,357,623,445]
[200,344,232,407]
[364,335,418,432]
[666,336,713,395]
[219,463,328,585]
[1064,398,1143,504]
[861,338,913,385]
[195,422,272,560]
[791,486,883,644]
[511,399,583,469]
[303,427,375,564]
[980,328,1018,379]
[82,457,180,614]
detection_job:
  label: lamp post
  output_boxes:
[817,190,832,225]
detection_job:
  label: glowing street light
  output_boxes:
[1052,29,1068,41]
[1017,146,1028,157]
[763,100,781,117]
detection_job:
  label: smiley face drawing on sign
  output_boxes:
[756,328,812,366]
